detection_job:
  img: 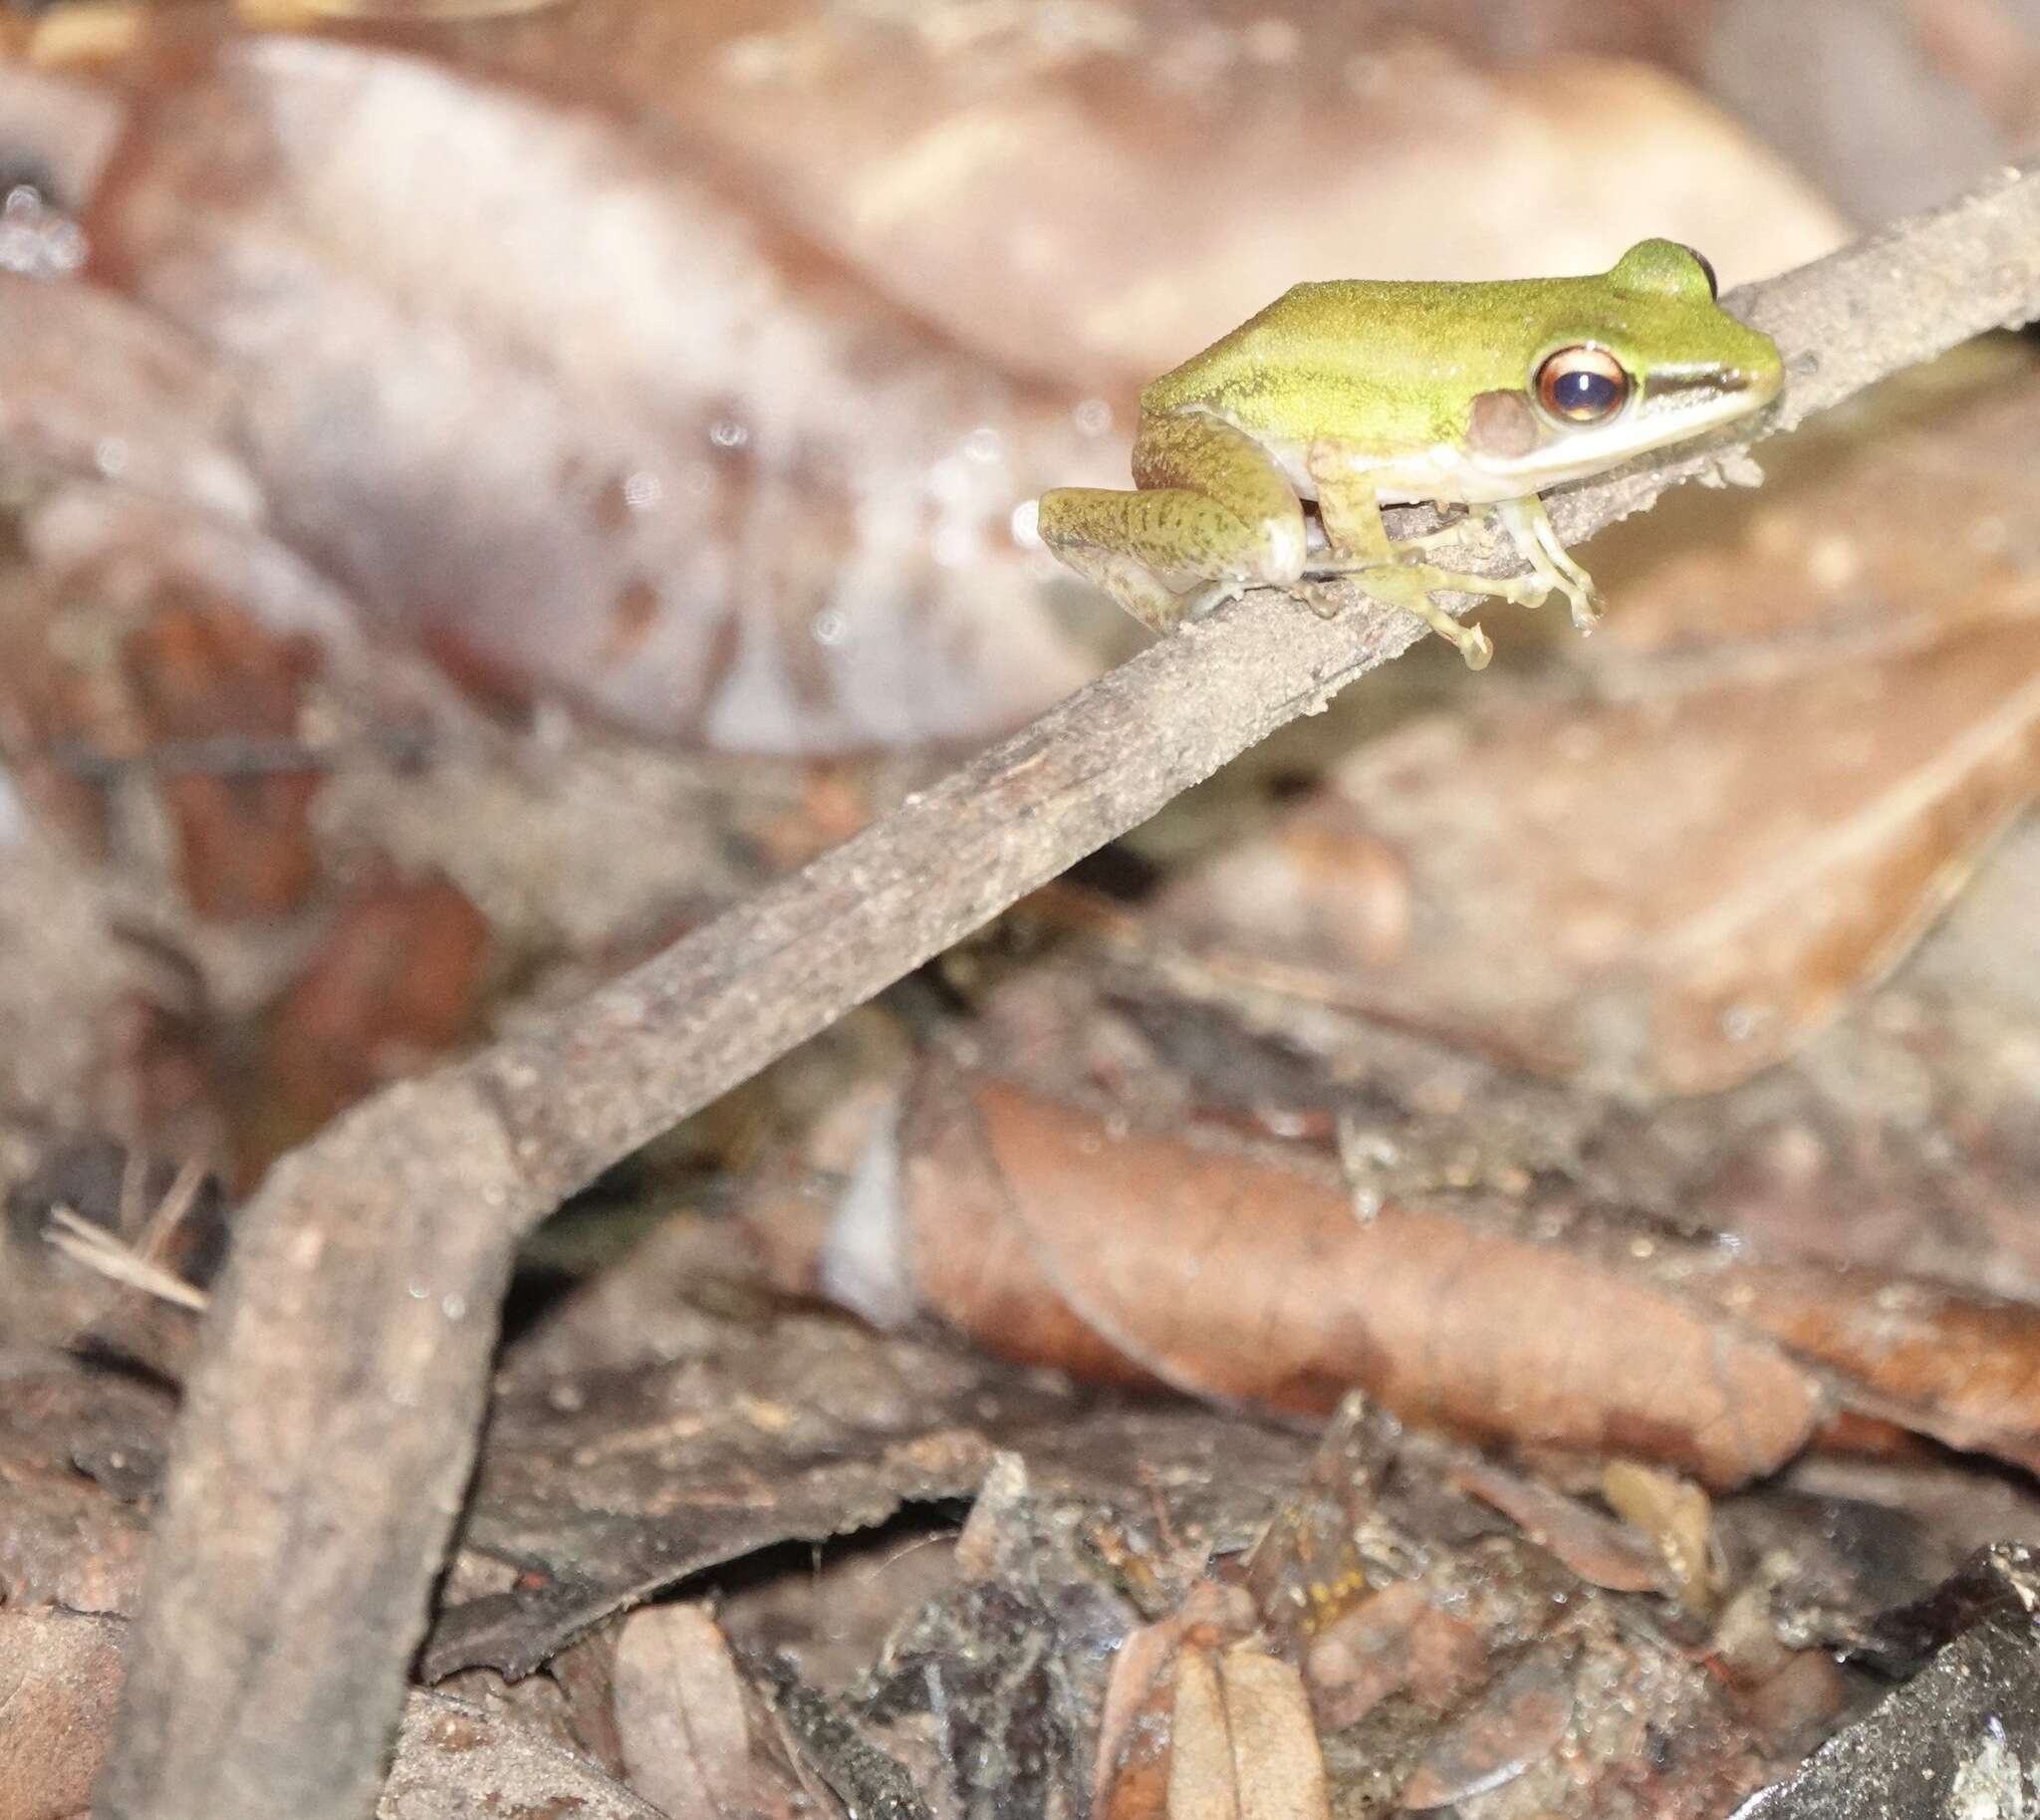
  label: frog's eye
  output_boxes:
[1672,243,1719,299]
[1534,346,1631,424]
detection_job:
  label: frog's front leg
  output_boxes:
[1036,412,1307,633]
[1394,496,1600,631]
[1497,495,1600,631]
[1305,446,1551,670]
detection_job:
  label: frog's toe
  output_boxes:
[1496,575,1553,612]
[1453,621,1494,669]
[1564,585,1603,632]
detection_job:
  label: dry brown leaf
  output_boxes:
[1094,1581,1259,1820]
[1598,349,2040,663]
[1094,1633,1177,1820]
[652,25,1845,393]
[612,1605,804,1820]
[249,869,490,1170]
[421,1278,1073,1681]
[1163,1650,1238,1820]
[900,1069,1826,1485]
[1158,615,2040,1094]
[895,1067,2040,1485]
[1697,1260,2040,1473]
[4,3,1848,767]
[0,1607,126,1820]
[1214,1648,1329,1820]
[1447,1458,1666,1596]
[73,34,1106,754]
[1100,1635,1329,1820]
[346,0,1842,393]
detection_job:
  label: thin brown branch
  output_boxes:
[96,161,2040,1820]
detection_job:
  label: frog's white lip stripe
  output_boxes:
[1468,366,1781,495]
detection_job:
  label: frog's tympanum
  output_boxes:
[1037,241,1783,667]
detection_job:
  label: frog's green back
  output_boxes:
[1141,276,1601,448]
[1139,248,1776,454]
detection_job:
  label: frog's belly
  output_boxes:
[1259,435,1523,508]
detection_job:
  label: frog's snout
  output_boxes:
[1736,352,1787,408]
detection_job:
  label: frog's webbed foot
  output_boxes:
[1291,578,1350,620]
[1298,561,1497,669]
[1498,495,1599,631]
[1281,571,1493,672]
[1306,464,1519,668]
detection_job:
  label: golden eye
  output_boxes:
[1534,346,1631,424]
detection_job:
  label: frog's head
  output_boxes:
[1464,239,1784,494]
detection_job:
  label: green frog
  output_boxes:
[1037,240,1783,667]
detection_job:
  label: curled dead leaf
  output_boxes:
[1447,1458,1666,1597]
[899,1069,1825,1485]
[891,1067,2040,1486]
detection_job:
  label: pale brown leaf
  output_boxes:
[1447,1459,1667,1596]
[612,1605,804,1820]
[80,36,1106,754]
[1213,1649,1328,1820]
[1164,1650,1238,1820]
[1600,1460,1721,1615]
[395,1,1843,393]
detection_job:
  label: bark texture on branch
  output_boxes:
[96,162,2040,1820]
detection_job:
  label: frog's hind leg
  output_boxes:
[1036,412,1307,633]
